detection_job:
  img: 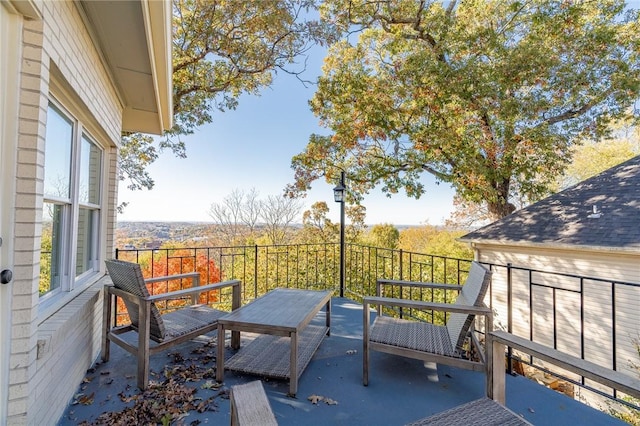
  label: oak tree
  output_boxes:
[289,0,640,220]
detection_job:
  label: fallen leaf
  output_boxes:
[308,394,323,404]
[201,380,222,390]
[307,394,338,405]
[72,392,95,405]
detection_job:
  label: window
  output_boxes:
[40,101,103,299]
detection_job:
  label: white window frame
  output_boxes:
[40,98,104,306]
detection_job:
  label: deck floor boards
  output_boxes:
[58,298,625,425]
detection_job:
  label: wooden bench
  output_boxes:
[230,380,278,426]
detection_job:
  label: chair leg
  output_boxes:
[137,350,150,390]
[137,301,151,390]
[363,301,370,386]
[101,288,113,362]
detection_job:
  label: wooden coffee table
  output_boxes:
[216,288,331,396]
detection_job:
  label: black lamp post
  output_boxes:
[333,171,346,297]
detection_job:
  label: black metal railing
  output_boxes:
[114,243,640,414]
[115,243,472,303]
[497,262,640,412]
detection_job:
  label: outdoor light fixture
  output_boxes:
[333,181,345,203]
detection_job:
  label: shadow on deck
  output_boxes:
[58,298,623,425]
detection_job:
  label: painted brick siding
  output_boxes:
[7,1,124,423]
[32,283,103,425]
[8,15,46,425]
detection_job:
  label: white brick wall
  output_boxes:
[32,282,103,424]
[8,14,45,425]
[7,0,125,423]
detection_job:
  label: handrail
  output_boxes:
[490,330,640,411]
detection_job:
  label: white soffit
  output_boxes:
[79,0,172,135]
[4,0,41,19]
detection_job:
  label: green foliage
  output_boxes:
[39,225,52,295]
[346,204,368,242]
[399,225,473,259]
[365,224,399,249]
[553,131,640,191]
[298,201,339,243]
[290,0,640,220]
[608,336,640,424]
[296,201,368,244]
[447,120,640,227]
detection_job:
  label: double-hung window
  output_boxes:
[40,100,103,301]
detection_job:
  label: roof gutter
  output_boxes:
[459,237,640,255]
[140,0,173,133]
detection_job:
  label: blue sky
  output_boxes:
[117,47,456,226]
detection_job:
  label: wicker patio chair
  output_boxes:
[363,261,493,386]
[102,259,241,389]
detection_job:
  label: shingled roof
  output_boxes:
[460,155,640,251]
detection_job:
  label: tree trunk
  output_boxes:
[486,180,516,219]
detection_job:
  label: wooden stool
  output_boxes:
[230,380,278,426]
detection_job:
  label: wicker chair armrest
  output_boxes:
[376,279,462,293]
[146,279,241,302]
[106,285,144,305]
[364,296,491,316]
[106,279,241,303]
[144,272,200,285]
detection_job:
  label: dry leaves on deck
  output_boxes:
[72,392,95,406]
[80,378,226,425]
[308,394,338,405]
[77,344,226,426]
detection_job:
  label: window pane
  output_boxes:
[79,135,101,204]
[76,207,96,277]
[44,104,73,199]
[40,202,63,295]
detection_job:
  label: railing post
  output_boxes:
[254,245,258,299]
[398,249,403,281]
[338,171,345,298]
[507,262,513,374]
[115,248,119,260]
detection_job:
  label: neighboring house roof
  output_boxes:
[460,155,640,252]
[79,0,173,135]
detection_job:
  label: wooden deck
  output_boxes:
[58,298,628,425]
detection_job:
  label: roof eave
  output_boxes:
[78,0,173,136]
[459,237,640,255]
[122,0,173,135]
